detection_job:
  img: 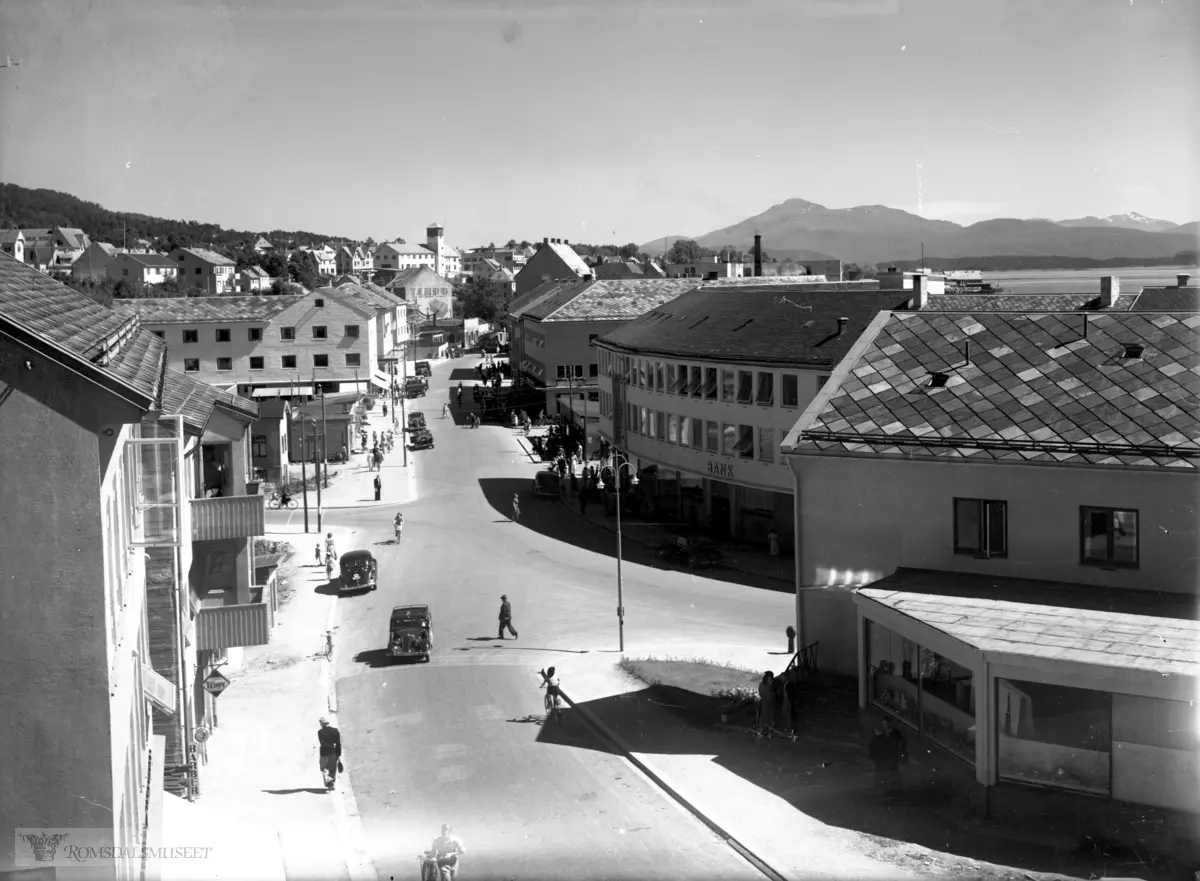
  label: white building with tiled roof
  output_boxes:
[108,251,180,286]
[777,302,1200,819]
[169,247,237,294]
[373,224,462,279]
[0,229,24,263]
[512,237,592,297]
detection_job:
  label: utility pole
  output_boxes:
[313,419,323,532]
[320,390,329,488]
[299,418,310,533]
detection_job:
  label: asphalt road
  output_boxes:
[327,358,786,881]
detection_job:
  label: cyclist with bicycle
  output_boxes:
[539,666,562,722]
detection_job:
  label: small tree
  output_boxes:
[456,276,506,324]
[664,238,713,265]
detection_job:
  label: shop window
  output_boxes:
[703,367,718,399]
[721,423,737,455]
[737,370,753,403]
[668,414,679,444]
[679,416,690,447]
[781,374,799,408]
[756,426,775,462]
[692,418,704,448]
[676,363,690,395]
[756,372,774,405]
[690,366,702,398]
[866,621,976,766]
[666,364,676,394]
[997,678,1111,795]
[656,361,665,390]
[741,486,774,512]
[954,498,1007,558]
[1080,507,1138,568]
[721,369,735,402]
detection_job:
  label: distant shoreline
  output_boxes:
[880,253,1197,272]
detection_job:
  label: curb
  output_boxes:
[559,688,790,881]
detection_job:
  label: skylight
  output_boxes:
[1122,343,1145,360]
[926,372,950,389]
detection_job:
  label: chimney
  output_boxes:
[912,273,930,309]
[753,235,763,277]
[563,239,569,246]
[1178,273,1191,288]
[836,317,849,336]
[543,237,549,246]
[1100,275,1120,307]
[582,273,593,281]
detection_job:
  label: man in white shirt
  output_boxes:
[428,824,465,881]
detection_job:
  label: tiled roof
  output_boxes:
[240,265,269,278]
[508,278,572,319]
[535,279,705,322]
[105,330,168,402]
[597,285,914,365]
[113,295,301,324]
[160,369,257,434]
[57,228,89,250]
[127,253,177,269]
[0,230,23,244]
[1132,286,1200,312]
[859,569,1198,676]
[546,242,591,277]
[917,293,1138,312]
[784,311,1200,469]
[332,282,403,311]
[379,242,433,256]
[178,247,236,266]
[314,286,377,318]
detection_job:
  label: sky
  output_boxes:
[1,0,1197,249]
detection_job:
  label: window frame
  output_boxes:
[312,325,328,340]
[280,326,296,341]
[215,328,231,343]
[344,324,360,338]
[736,370,754,404]
[183,358,200,373]
[756,371,775,406]
[313,354,329,368]
[248,327,263,342]
[721,369,735,402]
[1079,506,1139,568]
[953,498,1008,559]
[215,357,233,371]
[345,353,362,367]
[249,356,265,370]
[781,373,799,408]
[182,329,199,344]
[281,355,297,369]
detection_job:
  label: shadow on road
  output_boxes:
[352,648,393,668]
[262,788,329,796]
[313,580,342,596]
[552,681,1194,881]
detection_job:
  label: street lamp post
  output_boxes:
[299,416,310,533]
[311,417,323,532]
[610,452,637,653]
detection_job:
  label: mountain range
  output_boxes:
[641,199,1198,266]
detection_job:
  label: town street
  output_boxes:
[304,360,793,880]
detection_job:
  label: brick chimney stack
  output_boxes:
[753,235,763,277]
[1100,275,1120,308]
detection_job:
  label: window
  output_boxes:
[248,328,263,342]
[345,325,360,338]
[216,358,232,371]
[656,361,665,390]
[122,268,129,277]
[346,353,361,367]
[782,374,799,408]
[637,359,646,389]
[756,372,774,405]
[757,426,775,462]
[704,367,718,399]
[677,364,690,395]
[281,327,296,341]
[557,365,568,381]
[315,298,325,307]
[183,358,200,372]
[721,369,735,401]
[312,354,328,368]
[679,416,690,447]
[313,326,328,340]
[152,330,165,339]
[737,370,754,403]
[706,420,719,452]
[666,364,676,394]
[817,375,831,391]
[573,364,584,380]
[589,363,598,378]
[648,410,658,438]
[734,425,754,459]
[249,356,264,370]
[252,435,268,458]
[195,267,202,275]
[216,328,231,342]
[183,329,199,344]
[721,423,737,455]
[282,355,297,369]
[954,498,1008,558]
[1080,507,1138,567]
[639,407,648,435]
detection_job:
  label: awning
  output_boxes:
[143,664,177,715]
[196,604,270,650]
[250,385,315,398]
[855,569,1200,679]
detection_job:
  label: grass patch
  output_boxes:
[619,655,763,703]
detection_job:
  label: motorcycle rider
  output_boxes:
[427,824,465,881]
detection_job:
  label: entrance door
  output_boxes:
[711,496,731,539]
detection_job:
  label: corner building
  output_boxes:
[593,283,912,545]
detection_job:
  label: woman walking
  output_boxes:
[757,671,776,739]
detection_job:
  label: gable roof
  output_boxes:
[916,293,1139,312]
[0,230,24,245]
[121,253,178,269]
[532,242,590,279]
[782,310,1200,470]
[113,295,301,324]
[174,247,235,267]
[597,285,913,365]
[55,228,90,250]
[1131,286,1200,312]
[255,399,290,419]
[530,278,706,322]
[377,242,433,257]
[332,281,404,311]
[160,368,257,434]
[312,286,377,319]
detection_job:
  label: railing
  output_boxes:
[784,641,819,679]
[195,603,270,650]
[191,494,266,542]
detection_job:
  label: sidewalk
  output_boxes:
[302,402,417,511]
[166,523,375,881]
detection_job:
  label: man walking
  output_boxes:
[317,717,342,791]
[498,594,518,640]
[374,473,382,501]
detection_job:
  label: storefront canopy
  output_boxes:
[855,569,1200,679]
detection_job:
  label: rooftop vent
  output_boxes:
[1122,343,1145,360]
[926,372,950,389]
[836,316,849,335]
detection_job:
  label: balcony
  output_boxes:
[191,494,265,542]
[196,603,270,651]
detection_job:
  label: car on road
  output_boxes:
[388,604,433,663]
[657,535,723,569]
[338,550,378,592]
[415,361,432,377]
[408,430,434,450]
[531,470,561,497]
[406,412,427,432]
[404,378,426,398]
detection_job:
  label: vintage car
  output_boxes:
[408,430,434,451]
[415,361,432,377]
[531,469,561,498]
[406,411,427,432]
[657,535,723,569]
[404,378,426,399]
[388,604,433,662]
[338,549,378,592]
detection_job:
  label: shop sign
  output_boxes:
[707,460,735,479]
[202,670,231,696]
